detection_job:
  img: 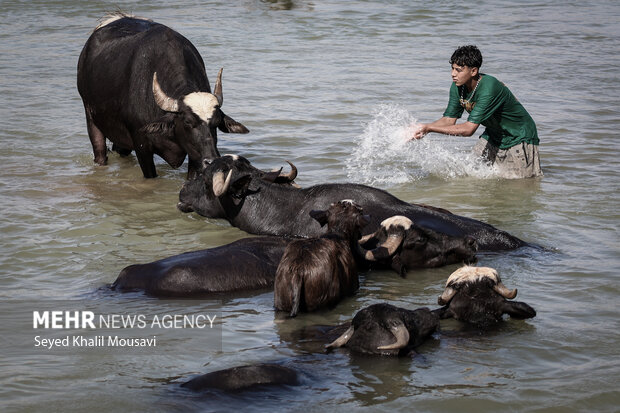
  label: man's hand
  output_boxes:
[411,124,429,140]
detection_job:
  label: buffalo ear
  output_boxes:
[359,214,371,228]
[261,168,283,183]
[501,301,537,319]
[390,255,408,278]
[432,306,454,320]
[141,113,176,137]
[309,209,329,227]
[402,234,427,250]
[219,114,249,134]
[229,175,252,199]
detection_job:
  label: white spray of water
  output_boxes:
[345,104,498,186]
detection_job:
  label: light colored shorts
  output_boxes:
[473,138,543,179]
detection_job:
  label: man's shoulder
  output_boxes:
[480,74,509,93]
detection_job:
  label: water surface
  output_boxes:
[1,1,619,412]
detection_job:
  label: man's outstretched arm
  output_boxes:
[412,117,479,139]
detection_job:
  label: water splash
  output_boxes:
[345,104,498,185]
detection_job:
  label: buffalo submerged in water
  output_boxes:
[112,236,291,297]
[77,13,249,178]
[177,155,526,252]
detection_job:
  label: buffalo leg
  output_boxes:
[84,108,107,165]
[187,158,202,180]
[112,143,132,157]
[135,149,157,178]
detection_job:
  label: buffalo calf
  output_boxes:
[274,200,369,317]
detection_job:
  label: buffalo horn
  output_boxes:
[438,286,457,305]
[213,68,223,106]
[358,233,375,244]
[377,322,410,350]
[152,72,179,112]
[212,170,233,197]
[279,161,298,182]
[326,325,354,349]
[362,233,404,262]
[493,282,517,299]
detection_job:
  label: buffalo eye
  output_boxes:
[183,112,200,128]
[403,235,427,250]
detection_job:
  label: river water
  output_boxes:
[1,1,619,412]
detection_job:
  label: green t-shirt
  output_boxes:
[442,74,539,149]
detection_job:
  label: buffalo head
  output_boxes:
[359,216,478,276]
[309,199,370,243]
[437,266,536,327]
[325,303,439,356]
[149,69,249,176]
[177,154,297,216]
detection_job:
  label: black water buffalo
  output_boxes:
[177,155,525,251]
[77,13,249,178]
[436,266,536,327]
[360,215,477,276]
[112,236,291,296]
[182,363,299,392]
[274,200,369,317]
[325,303,440,356]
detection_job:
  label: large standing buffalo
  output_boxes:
[177,155,526,252]
[77,13,249,178]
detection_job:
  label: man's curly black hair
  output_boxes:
[450,45,483,68]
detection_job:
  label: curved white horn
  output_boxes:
[438,286,457,305]
[493,282,517,299]
[279,161,298,181]
[362,234,405,262]
[325,325,354,349]
[377,322,410,350]
[152,72,179,112]
[213,68,223,106]
[212,170,233,197]
[358,233,375,244]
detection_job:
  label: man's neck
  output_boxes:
[465,74,481,92]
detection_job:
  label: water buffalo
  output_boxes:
[182,363,299,392]
[77,13,249,178]
[274,200,369,317]
[325,303,440,356]
[112,236,291,296]
[360,215,477,276]
[436,266,537,327]
[177,155,525,251]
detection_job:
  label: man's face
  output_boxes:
[451,64,478,87]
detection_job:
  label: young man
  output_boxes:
[412,45,542,179]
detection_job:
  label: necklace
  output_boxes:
[459,76,481,112]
